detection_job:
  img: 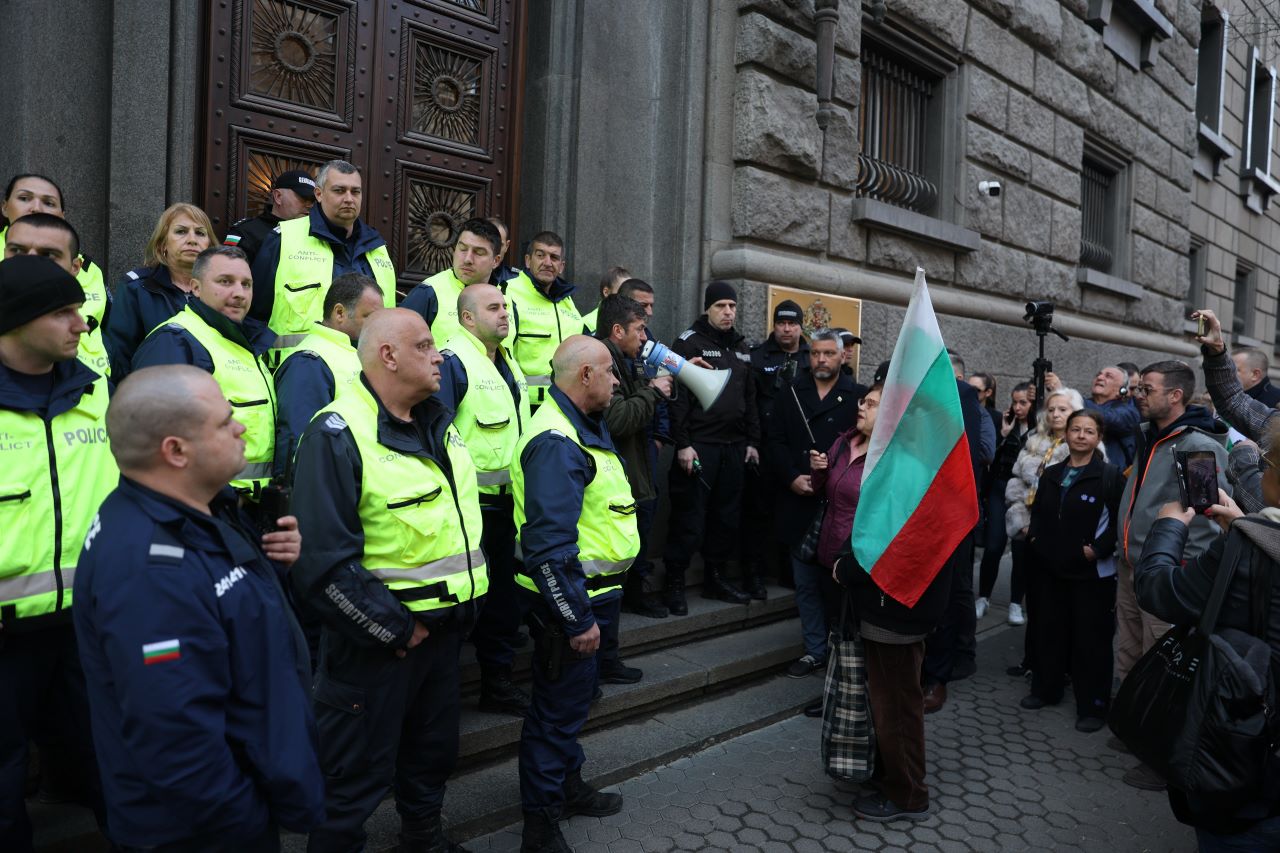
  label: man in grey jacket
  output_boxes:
[1117,359,1229,791]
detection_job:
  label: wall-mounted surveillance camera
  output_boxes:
[978,180,1002,197]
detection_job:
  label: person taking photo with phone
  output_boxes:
[1114,360,1230,792]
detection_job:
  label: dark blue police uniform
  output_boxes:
[105,265,197,381]
[73,478,325,850]
[517,387,623,814]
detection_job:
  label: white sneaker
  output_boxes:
[1007,603,1026,625]
[975,597,989,620]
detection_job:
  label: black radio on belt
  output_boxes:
[258,442,294,534]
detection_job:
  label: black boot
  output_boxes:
[702,562,749,604]
[622,572,668,619]
[663,563,688,616]
[521,809,573,852]
[400,813,472,853]
[561,770,624,818]
[740,562,768,601]
[478,667,531,716]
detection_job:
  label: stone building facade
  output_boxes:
[4,0,1278,398]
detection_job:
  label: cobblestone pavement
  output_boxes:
[467,626,1194,853]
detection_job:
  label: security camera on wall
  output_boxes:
[978,180,1002,197]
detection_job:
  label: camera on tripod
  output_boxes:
[1024,300,1055,334]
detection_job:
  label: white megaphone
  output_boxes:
[641,340,731,410]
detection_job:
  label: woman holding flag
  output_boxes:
[821,269,981,823]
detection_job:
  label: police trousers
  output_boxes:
[473,497,522,671]
[519,595,619,813]
[664,441,745,567]
[0,624,103,853]
[307,625,462,853]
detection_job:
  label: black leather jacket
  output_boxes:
[1136,516,1280,832]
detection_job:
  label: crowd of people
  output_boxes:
[1,159,1279,853]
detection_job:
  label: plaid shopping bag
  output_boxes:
[819,594,875,782]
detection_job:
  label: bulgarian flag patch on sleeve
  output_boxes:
[142,639,181,665]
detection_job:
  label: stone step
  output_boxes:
[33,588,802,853]
[457,613,804,767]
[281,659,818,851]
[458,582,797,693]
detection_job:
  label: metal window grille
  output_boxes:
[1079,159,1115,273]
[856,45,938,213]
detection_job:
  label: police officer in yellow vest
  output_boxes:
[512,335,635,852]
[505,231,589,408]
[2,173,111,376]
[402,218,505,346]
[0,255,117,852]
[291,308,486,853]
[3,213,111,378]
[435,283,531,716]
[249,159,397,347]
[132,247,278,499]
[273,272,385,478]
[580,265,631,336]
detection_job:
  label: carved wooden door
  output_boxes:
[201,0,526,296]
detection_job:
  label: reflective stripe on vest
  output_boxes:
[277,333,308,348]
[0,564,76,605]
[476,469,511,487]
[441,327,530,496]
[319,381,488,611]
[367,548,486,583]
[525,376,552,386]
[0,377,117,620]
[157,307,277,492]
[511,394,639,600]
[504,271,584,405]
[269,217,397,335]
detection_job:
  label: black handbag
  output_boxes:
[1108,530,1279,798]
[792,500,827,564]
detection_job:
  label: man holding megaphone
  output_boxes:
[661,281,760,614]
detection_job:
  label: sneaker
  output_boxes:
[787,654,824,678]
[1122,762,1167,791]
[852,793,930,822]
[975,596,989,620]
[1007,603,1026,625]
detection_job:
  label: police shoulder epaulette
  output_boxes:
[272,224,283,234]
[678,329,695,341]
[126,269,141,281]
[546,429,567,439]
[147,528,186,566]
[322,412,348,432]
[440,348,455,358]
[163,322,185,332]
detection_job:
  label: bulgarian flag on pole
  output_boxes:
[851,268,978,607]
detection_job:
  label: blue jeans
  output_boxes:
[793,555,831,660]
[1197,816,1280,851]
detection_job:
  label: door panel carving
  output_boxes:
[203,0,525,295]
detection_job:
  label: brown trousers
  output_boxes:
[1114,559,1171,683]
[863,638,928,811]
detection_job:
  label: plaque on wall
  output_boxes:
[766,285,863,378]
